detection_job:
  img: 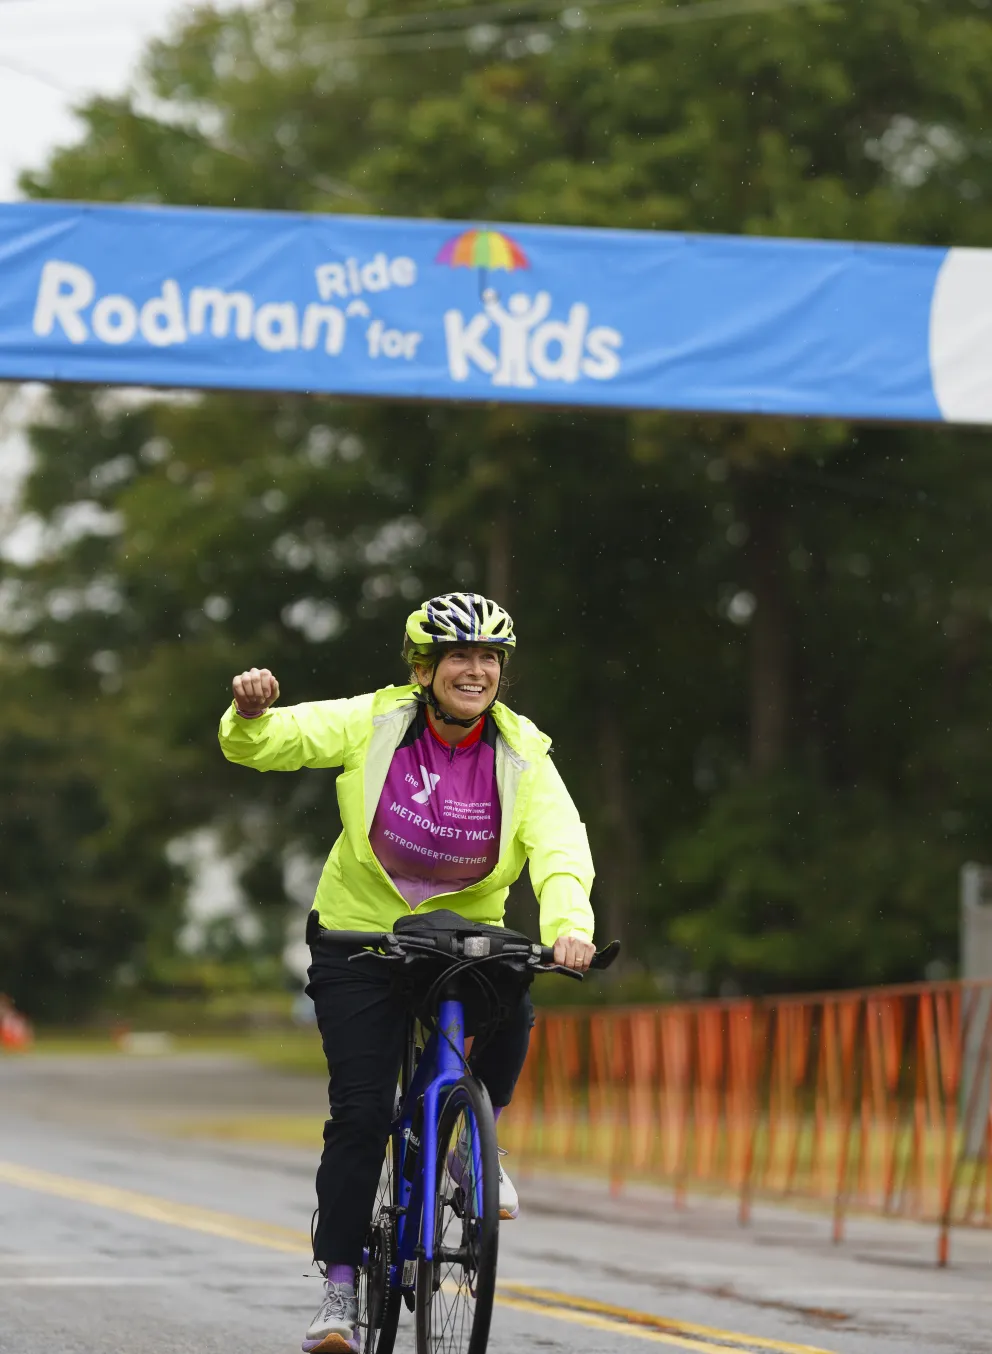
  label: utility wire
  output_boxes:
[0,64,369,204]
[308,0,832,56]
[0,55,73,94]
[0,0,833,66]
[92,103,371,204]
[0,0,825,195]
[312,0,832,47]
[313,0,694,40]
[0,0,832,96]
[579,0,829,33]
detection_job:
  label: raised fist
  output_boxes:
[232,667,280,717]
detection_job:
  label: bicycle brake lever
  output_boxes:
[590,940,621,971]
[535,963,584,981]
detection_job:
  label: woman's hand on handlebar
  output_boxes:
[232,666,280,717]
[553,933,596,972]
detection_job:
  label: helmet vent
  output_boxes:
[404,592,517,655]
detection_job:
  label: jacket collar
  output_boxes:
[371,684,551,761]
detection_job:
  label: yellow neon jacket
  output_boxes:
[218,684,595,946]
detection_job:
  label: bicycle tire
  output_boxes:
[358,1130,402,1354]
[415,1077,499,1354]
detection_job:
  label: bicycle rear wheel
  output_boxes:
[415,1077,499,1354]
[358,1131,401,1354]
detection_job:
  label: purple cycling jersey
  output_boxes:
[368,707,502,909]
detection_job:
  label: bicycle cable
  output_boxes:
[414,947,530,1078]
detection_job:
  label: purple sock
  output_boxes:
[493,1106,503,1123]
[327,1263,356,1288]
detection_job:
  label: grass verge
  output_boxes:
[24,1027,327,1076]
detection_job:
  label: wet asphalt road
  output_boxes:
[1,1054,990,1354]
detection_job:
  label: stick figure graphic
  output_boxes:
[482,288,552,388]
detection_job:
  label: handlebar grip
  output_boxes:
[312,928,389,949]
[538,940,621,969]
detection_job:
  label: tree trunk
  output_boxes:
[486,508,512,607]
[746,487,791,775]
[595,700,641,954]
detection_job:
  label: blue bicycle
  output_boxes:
[313,913,618,1354]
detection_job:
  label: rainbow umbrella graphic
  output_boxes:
[436,228,530,295]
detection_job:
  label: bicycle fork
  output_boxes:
[420,996,480,1262]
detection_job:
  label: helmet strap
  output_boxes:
[415,651,506,728]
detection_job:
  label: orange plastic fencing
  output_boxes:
[503,979,992,1265]
[0,1001,33,1051]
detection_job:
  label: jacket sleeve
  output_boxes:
[518,755,596,947]
[218,696,363,771]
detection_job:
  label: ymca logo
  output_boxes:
[411,764,441,805]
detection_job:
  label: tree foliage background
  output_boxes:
[4,0,992,1017]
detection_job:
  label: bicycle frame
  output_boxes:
[385,994,486,1296]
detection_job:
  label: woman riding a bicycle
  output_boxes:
[219,592,596,1354]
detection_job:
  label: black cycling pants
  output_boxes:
[306,946,535,1265]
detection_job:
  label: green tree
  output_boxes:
[7,0,992,1012]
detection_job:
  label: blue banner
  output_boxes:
[0,201,986,424]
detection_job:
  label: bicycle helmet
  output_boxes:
[403,592,516,727]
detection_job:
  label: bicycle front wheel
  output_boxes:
[415,1077,499,1354]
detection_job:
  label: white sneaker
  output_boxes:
[302,1281,359,1354]
[498,1148,519,1220]
[446,1135,520,1221]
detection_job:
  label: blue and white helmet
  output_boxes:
[403,592,516,662]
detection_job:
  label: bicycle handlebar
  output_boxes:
[317,929,391,949]
[311,927,620,976]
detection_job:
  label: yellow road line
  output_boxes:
[0,1160,838,1354]
[499,1283,840,1354]
[497,1293,755,1353]
[0,1161,308,1254]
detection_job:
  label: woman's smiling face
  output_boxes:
[415,645,502,721]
